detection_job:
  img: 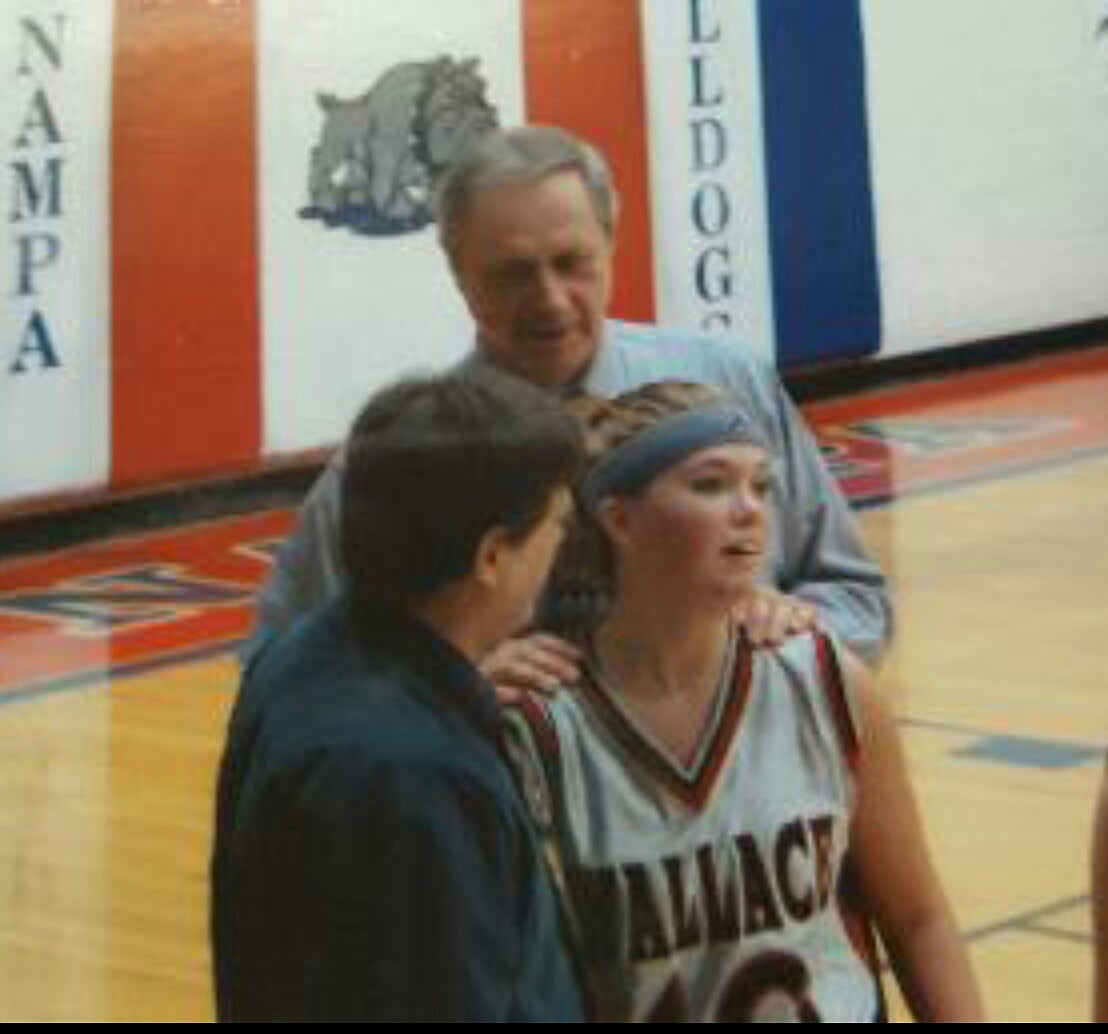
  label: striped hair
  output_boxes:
[543,380,750,638]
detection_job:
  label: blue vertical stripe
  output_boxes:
[757,0,881,368]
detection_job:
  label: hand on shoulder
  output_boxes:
[479,632,583,707]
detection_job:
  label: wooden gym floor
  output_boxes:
[1,343,1107,1021]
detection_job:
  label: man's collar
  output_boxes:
[460,322,615,396]
[345,595,501,742]
[579,321,618,395]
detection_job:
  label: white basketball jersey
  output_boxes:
[509,631,883,1023]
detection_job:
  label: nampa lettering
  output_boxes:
[9,13,66,374]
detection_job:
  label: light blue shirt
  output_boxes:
[252,321,892,665]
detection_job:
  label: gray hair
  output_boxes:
[433,125,619,261]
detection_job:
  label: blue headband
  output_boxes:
[578,404,765,513]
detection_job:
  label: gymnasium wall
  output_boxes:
[2,0,1107,510]
[862,0,1108,358]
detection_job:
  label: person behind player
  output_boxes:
[211,368,587,1021]
[505,381,983,1022]
[252,125,892,689]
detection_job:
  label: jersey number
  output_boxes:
[645,950,820,1022]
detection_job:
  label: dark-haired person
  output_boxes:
[252,125,892,695]
[211,369,586,1022]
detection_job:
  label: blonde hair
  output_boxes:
[544,381,735,638]
[568,380,730,469]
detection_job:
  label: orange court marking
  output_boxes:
[0,510,290,699]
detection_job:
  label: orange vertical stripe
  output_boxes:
[111,0,259,488]
[523,0,655,323]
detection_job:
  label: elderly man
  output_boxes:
[253,125,891,690]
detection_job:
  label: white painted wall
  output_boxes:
[1,1,112,501]
[257,0,525,453]
[862,0,1108,356]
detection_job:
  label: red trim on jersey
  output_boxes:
[814,633,861,773]
[820,635,886,1017]
[579,636,753,813]
[512,692,562,766]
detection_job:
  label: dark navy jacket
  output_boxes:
[211,596,584,1022]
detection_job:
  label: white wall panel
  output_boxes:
[1,1,112,501]
[863,0,1108,356]
[258,0,525,453]
[640,0,776,362]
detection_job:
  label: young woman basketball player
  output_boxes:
[506,381,984,1022]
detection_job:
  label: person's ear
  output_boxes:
[595,496,632,550]
[473,525,511,592]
